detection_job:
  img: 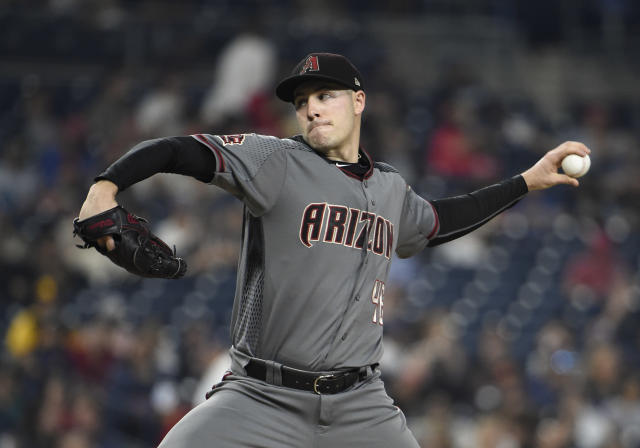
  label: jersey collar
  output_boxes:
[291,135,374,181]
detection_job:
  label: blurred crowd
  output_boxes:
[1,1,640,447]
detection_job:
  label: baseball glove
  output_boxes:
[73,205,187,279]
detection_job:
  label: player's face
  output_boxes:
[293,81,365,158]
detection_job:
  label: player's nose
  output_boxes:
[306,97,321,119]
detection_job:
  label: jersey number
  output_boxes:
[371,280,385,325]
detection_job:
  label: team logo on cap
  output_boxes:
[300,55,320,74]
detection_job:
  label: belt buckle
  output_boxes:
[313,374,336,395]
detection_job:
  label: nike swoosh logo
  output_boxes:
[336,163,351,167]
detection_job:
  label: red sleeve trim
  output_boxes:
[426,200,440,240]
[191,134,226,173]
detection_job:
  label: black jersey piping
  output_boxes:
[359,146,375,180]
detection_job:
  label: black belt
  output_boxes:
[245,359,378,395]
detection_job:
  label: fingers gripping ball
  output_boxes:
[73,206,187,279]
[561,154,591,178]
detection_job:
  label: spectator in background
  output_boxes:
[391,310,468,415]
[607,375,640,448]
[424,94,500,186]
[200,33,277,127]
[135,75,185,138]
[584,343,621,405]
[525,321,577,411]
[563,230,630,305]
[103,323,163,445]
[535,417,572,448]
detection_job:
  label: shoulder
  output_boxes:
[371,161,408,191]
[238,134,315,156]
[193,133,302,151]
[283,135,314,153]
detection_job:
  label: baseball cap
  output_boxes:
[276,53,364,103]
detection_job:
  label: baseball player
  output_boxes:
[77,53,590,447]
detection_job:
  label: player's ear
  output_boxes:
[353,90,365,116]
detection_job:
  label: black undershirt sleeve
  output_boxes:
[95,136,217,191]
[427,175,529,247]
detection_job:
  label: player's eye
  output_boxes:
[294,99,307,110]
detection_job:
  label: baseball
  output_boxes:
[561,154,591,178]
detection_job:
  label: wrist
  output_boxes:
[516,172,532,192]
[520,170,536,191]
[89,179,119,198]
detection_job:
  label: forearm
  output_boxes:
[96,136,217,191]
[428,175,528,247]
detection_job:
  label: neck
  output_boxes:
[324,147,359,163]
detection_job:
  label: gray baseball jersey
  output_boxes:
[191,132,438,372]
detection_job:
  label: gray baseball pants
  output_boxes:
[157,371,419,448]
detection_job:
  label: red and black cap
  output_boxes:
[276,53,364,103]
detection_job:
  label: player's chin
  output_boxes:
[306,135,332,152]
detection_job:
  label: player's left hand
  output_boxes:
[521,141,591,191]
[73,205,187,279]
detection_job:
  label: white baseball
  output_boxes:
[561,154,591,178]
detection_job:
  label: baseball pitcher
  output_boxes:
[76,53,590,447]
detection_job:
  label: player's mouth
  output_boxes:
[308,121,331,133]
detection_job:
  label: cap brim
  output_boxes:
[275,73,356,103]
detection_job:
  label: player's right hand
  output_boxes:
[521,141,591,191]
[78,180,119,252]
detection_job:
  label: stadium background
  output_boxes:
[1,1,640,447]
